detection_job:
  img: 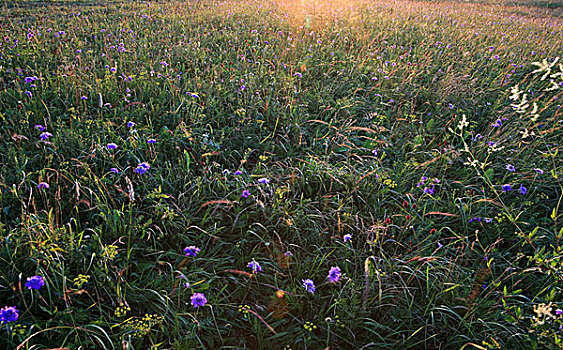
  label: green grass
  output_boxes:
[0,0,562,348]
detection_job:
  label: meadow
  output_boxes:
[0,0,562,348]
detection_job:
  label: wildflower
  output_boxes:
[80,96,88,100]
[134,162,150,174]
[25,275,45,290]
[110,168,119,173]
[506,164,515,172]
[34,124,45,131]
[25,91,32,97]
[0,306,19,324]
[234,170,243,175]
[502,184,512,192]
[485,218,493,223]
[40,132,53,140]
[37,182,49,189]
[423,187,435,195]
[284,251,293,256]
[534,168,544,174]
[519,185,527,195]
[343,234,352,242]
[385,218,391,225]
[327,267,342,283]
[127,121,135,128]
[248,260,262,274]
[183,246,200,257]
[257,178,270,184]
[190,293,207,308]
[147,138,156,144]
[107,143,118,150]
[302,279,315,294]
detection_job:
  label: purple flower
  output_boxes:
[147,139,156,144]
[343,234,352,242]
[534,168,544,174]
[0,306,19,324]
[110,168,119,173]
[183,246,200,257]
[25,275,45,290]
[248,260,262,274]
[191,293,207,308]
[519,185,527,195]
[302,279,315,294]
[485,218,493,223]
[234,170,243,176]
[423,186,435,195]
[34,124,45,131]
[40,132,52,140]
[257,178,270,184]
[107,143,118,150]
[502,184,511,192]
[506,164,515,172]
[25,91,32,97]
[37,182,49,189]
[80,96,88,100]
[134,162,150,174]
[241,189,251,198]
[127,121,135,128]
[284,251,293,256]
[327,266,342,283]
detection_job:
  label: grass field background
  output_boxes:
[0,0,562,348]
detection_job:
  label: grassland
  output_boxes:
[0,0,562,348]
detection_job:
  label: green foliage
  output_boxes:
[0,0,562,348]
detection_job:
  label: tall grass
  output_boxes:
[0,0,562,348]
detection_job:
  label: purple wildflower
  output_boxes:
[343,234,352,242]
[241,189,251,198]
[506,164,515,172]
[37,182,49,189]
[34,124,45,131]
[519,185,527,195]
[0,306,19,324]
[234,170,243,175]
[257,178,270,184]
[423,186,435,195]
[248,260,262,274]
[127,121,135,128]
[110,168,119,173]
[534,168,544,174]
[147,139,156,144]
[327,266,342,283]
[183,246,201,257]
[302,279,315,294]
[107,143,118,150]
[134,162,150,174]
[502,184,512,192]
[191,293,207,308]
[40,132,52,140]
[25,275,45,290]
[24,91,32,97]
